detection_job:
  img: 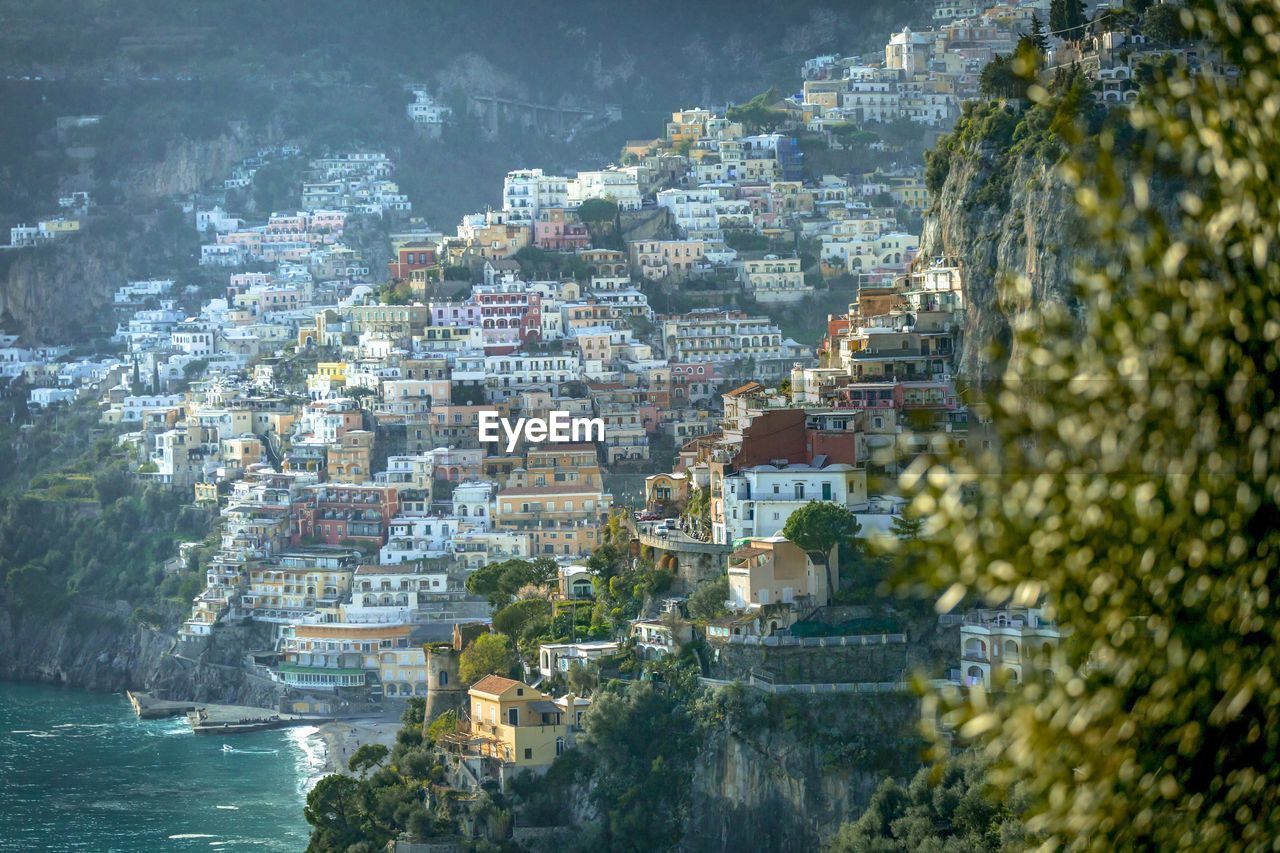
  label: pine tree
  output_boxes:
[1049,0,1086,39]
[1030,12,1049,52]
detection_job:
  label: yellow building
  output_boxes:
[464,676,583,770]
[315,362,347,384]
[496,482,611,558]
[890,176,930,211]
[278,622,421,694]
[243,563,352,614]
[327,429,374,484]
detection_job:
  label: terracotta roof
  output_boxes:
[724,381,765,398]
[731,546,768,559]
[470,674,524,696]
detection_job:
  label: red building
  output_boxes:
[294,483,400,547]
[387,242,439,281]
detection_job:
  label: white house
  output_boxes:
[717,462,869,545]
[537,641,620,679]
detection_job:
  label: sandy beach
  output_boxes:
[312,719,402,776]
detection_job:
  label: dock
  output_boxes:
[128,691,323,734]
[127,691,198,719]
[187,705,307,735]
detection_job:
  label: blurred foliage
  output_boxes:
[895,1,1280,848]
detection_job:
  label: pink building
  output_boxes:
[533,208,591,251]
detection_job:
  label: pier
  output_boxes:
[126,691,197,719]
[127,691,323,734]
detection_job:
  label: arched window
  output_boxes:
[438,670,448,687]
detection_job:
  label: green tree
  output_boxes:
[347,743,389,776]
[304,774,378,852]
[1049,0,1087,39]
[1141,2,1188,43]
[425,709,458,744]
[576,198,619,225]
[1029,12,1049,52]
[979,55,1017,100]
[686,575,729,621]
[907,2,1280,847]
[458,632,517,684]
[826,752,1030,851]
[889,511,924,542]
[465,557,557,608]
[565,661,599,696]
[491,596,552,637]
[781,500,863,599]
[578,680,701,850]
[727,88,790,133]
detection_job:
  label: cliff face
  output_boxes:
[681,693,922,852]
[121,133,251,203]
[0,597,171,691]
[0,237,127,342]
[0,132,249,344]
[919,137,1083,382]
[0,593,281,707]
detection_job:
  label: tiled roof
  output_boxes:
[470,674,523,696]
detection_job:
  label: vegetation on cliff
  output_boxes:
[0,400,211,620]
[899,1,1280,847]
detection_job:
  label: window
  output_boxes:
[524,748,533,760]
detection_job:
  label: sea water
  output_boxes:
[0,681,319,851]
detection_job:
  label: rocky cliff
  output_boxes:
[0,592,281,707]
[919,112,1085,382]
[682,692,923,852]
[0,595,171,691]
[0,131,250,344]
[120,133,253,204]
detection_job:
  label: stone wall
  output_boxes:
[707,634,910,684]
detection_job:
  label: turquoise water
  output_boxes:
[0,682,318,852]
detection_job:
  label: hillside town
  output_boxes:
[0,0,1218,809]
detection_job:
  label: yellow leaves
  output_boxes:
[934,582,966,614]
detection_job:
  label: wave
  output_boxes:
[214,805,239,810]
[10,729,37,734]
[168,833,219,840]
[26,732,58,738]
[221,745,279,755]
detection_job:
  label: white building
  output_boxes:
[502,168,570,224]
[739,256,812,304]
[345,565,450,624]
[717,463,869,545]
[406,88,452,135]
[379,516,462,563]
[537,641,620,679]
[567,168,643,211]
[961,606,1062,689]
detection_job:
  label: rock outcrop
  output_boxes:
[0,593,281,708]
[0,595,171,692]
[919,132,1084,382]
[681,693,922,852]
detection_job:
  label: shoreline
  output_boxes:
[308,719,402,779]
